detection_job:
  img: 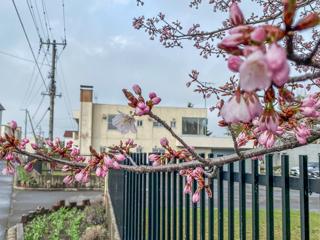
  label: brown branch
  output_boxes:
[289,71,320,83]
[148,111,210,164]
[228,124,244,160]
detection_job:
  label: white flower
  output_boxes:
[112,112,137,134]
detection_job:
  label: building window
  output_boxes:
[107,114,117,130]
[137,120,143,127]
[170,120,176,128]
[182,117,207,135]
[153,121,163,127]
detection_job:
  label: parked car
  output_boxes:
[290,162,319,178]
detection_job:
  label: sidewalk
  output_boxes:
[0,171,13,240]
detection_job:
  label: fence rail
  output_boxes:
[108,153,320,240]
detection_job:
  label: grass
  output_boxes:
[144,208,320,239]
[24,208,85,240]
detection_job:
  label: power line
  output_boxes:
[33,0,47,41]
[62,0,67,41]
[11,0,48,91]
[35,107,49,129]
[26,0,42,40]
[32,94,45,120]
[0,49,49,66]
[41,0,53,39]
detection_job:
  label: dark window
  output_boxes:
[107,114,117,130]
[182,117,207,135]
[137,120,143,127]
[170,120,176,128]
[153,121,163,127]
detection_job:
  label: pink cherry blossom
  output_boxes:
[230,2,244,26]
[220,93,262,123]
[228,55,243,72]
[239,51,272,91]
[2,166,15,175]
[266,43,287,71]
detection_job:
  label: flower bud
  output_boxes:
[151,97,161,105]
[192,191,200,203]
[9,120,17,130]
[149,92,157,99]
[250,27,266,43]
[283,0,297,26]
[132,84,142,95]
[115,154,126,161]
[230,2,244,26]
[63,175,73,185]
[228,55,243,72]
[24,162,33,172]
[293,13,320,31]
[160,137,169,147]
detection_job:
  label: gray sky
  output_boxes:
[0,0,235,138]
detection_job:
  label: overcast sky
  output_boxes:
[0,0,241,138]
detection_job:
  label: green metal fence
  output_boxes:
[109,153,320,240]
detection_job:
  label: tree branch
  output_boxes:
[148,111,210,164]
[289,71,320,83]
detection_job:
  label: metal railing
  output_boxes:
[108,153,320,240]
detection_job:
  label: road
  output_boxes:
[0,162,13,240]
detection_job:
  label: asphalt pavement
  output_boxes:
[0,162,13,240]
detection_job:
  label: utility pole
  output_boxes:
[41,39,65,140]
[49,40,57,141]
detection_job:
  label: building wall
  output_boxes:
[89,104,207,154]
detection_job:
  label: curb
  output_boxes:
[13,186,103,191]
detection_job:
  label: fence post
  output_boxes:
[239,160,246,240]
[266,154,274,240]
[217,167,224,240]
[299,155,309,240]
[228,163,234,240]
[252,159,259,240]
[209,178,214,240]
[281,154,290,240]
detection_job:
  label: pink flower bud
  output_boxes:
[151,97,161,105]
[96,167,102,177]
[5,153,14,161]
[115,154,126,161]
[184,184,191,194]
[104,156,114,167]
[149,154,159,161]
[192,191,200,203]
[9,120,17,130]
[250,27,266,42]
[149,92,157,99]
[228,55,243,72]
[75,171,84,182]
[132,84,142,95]
[62,165,70,172]
[24,162,33,172]
[113,161,121,169]
[230,2,244,26]
[160,137,169,147]
[63,175,73,185]
[135,107,145,116]
[31,143,38,150]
